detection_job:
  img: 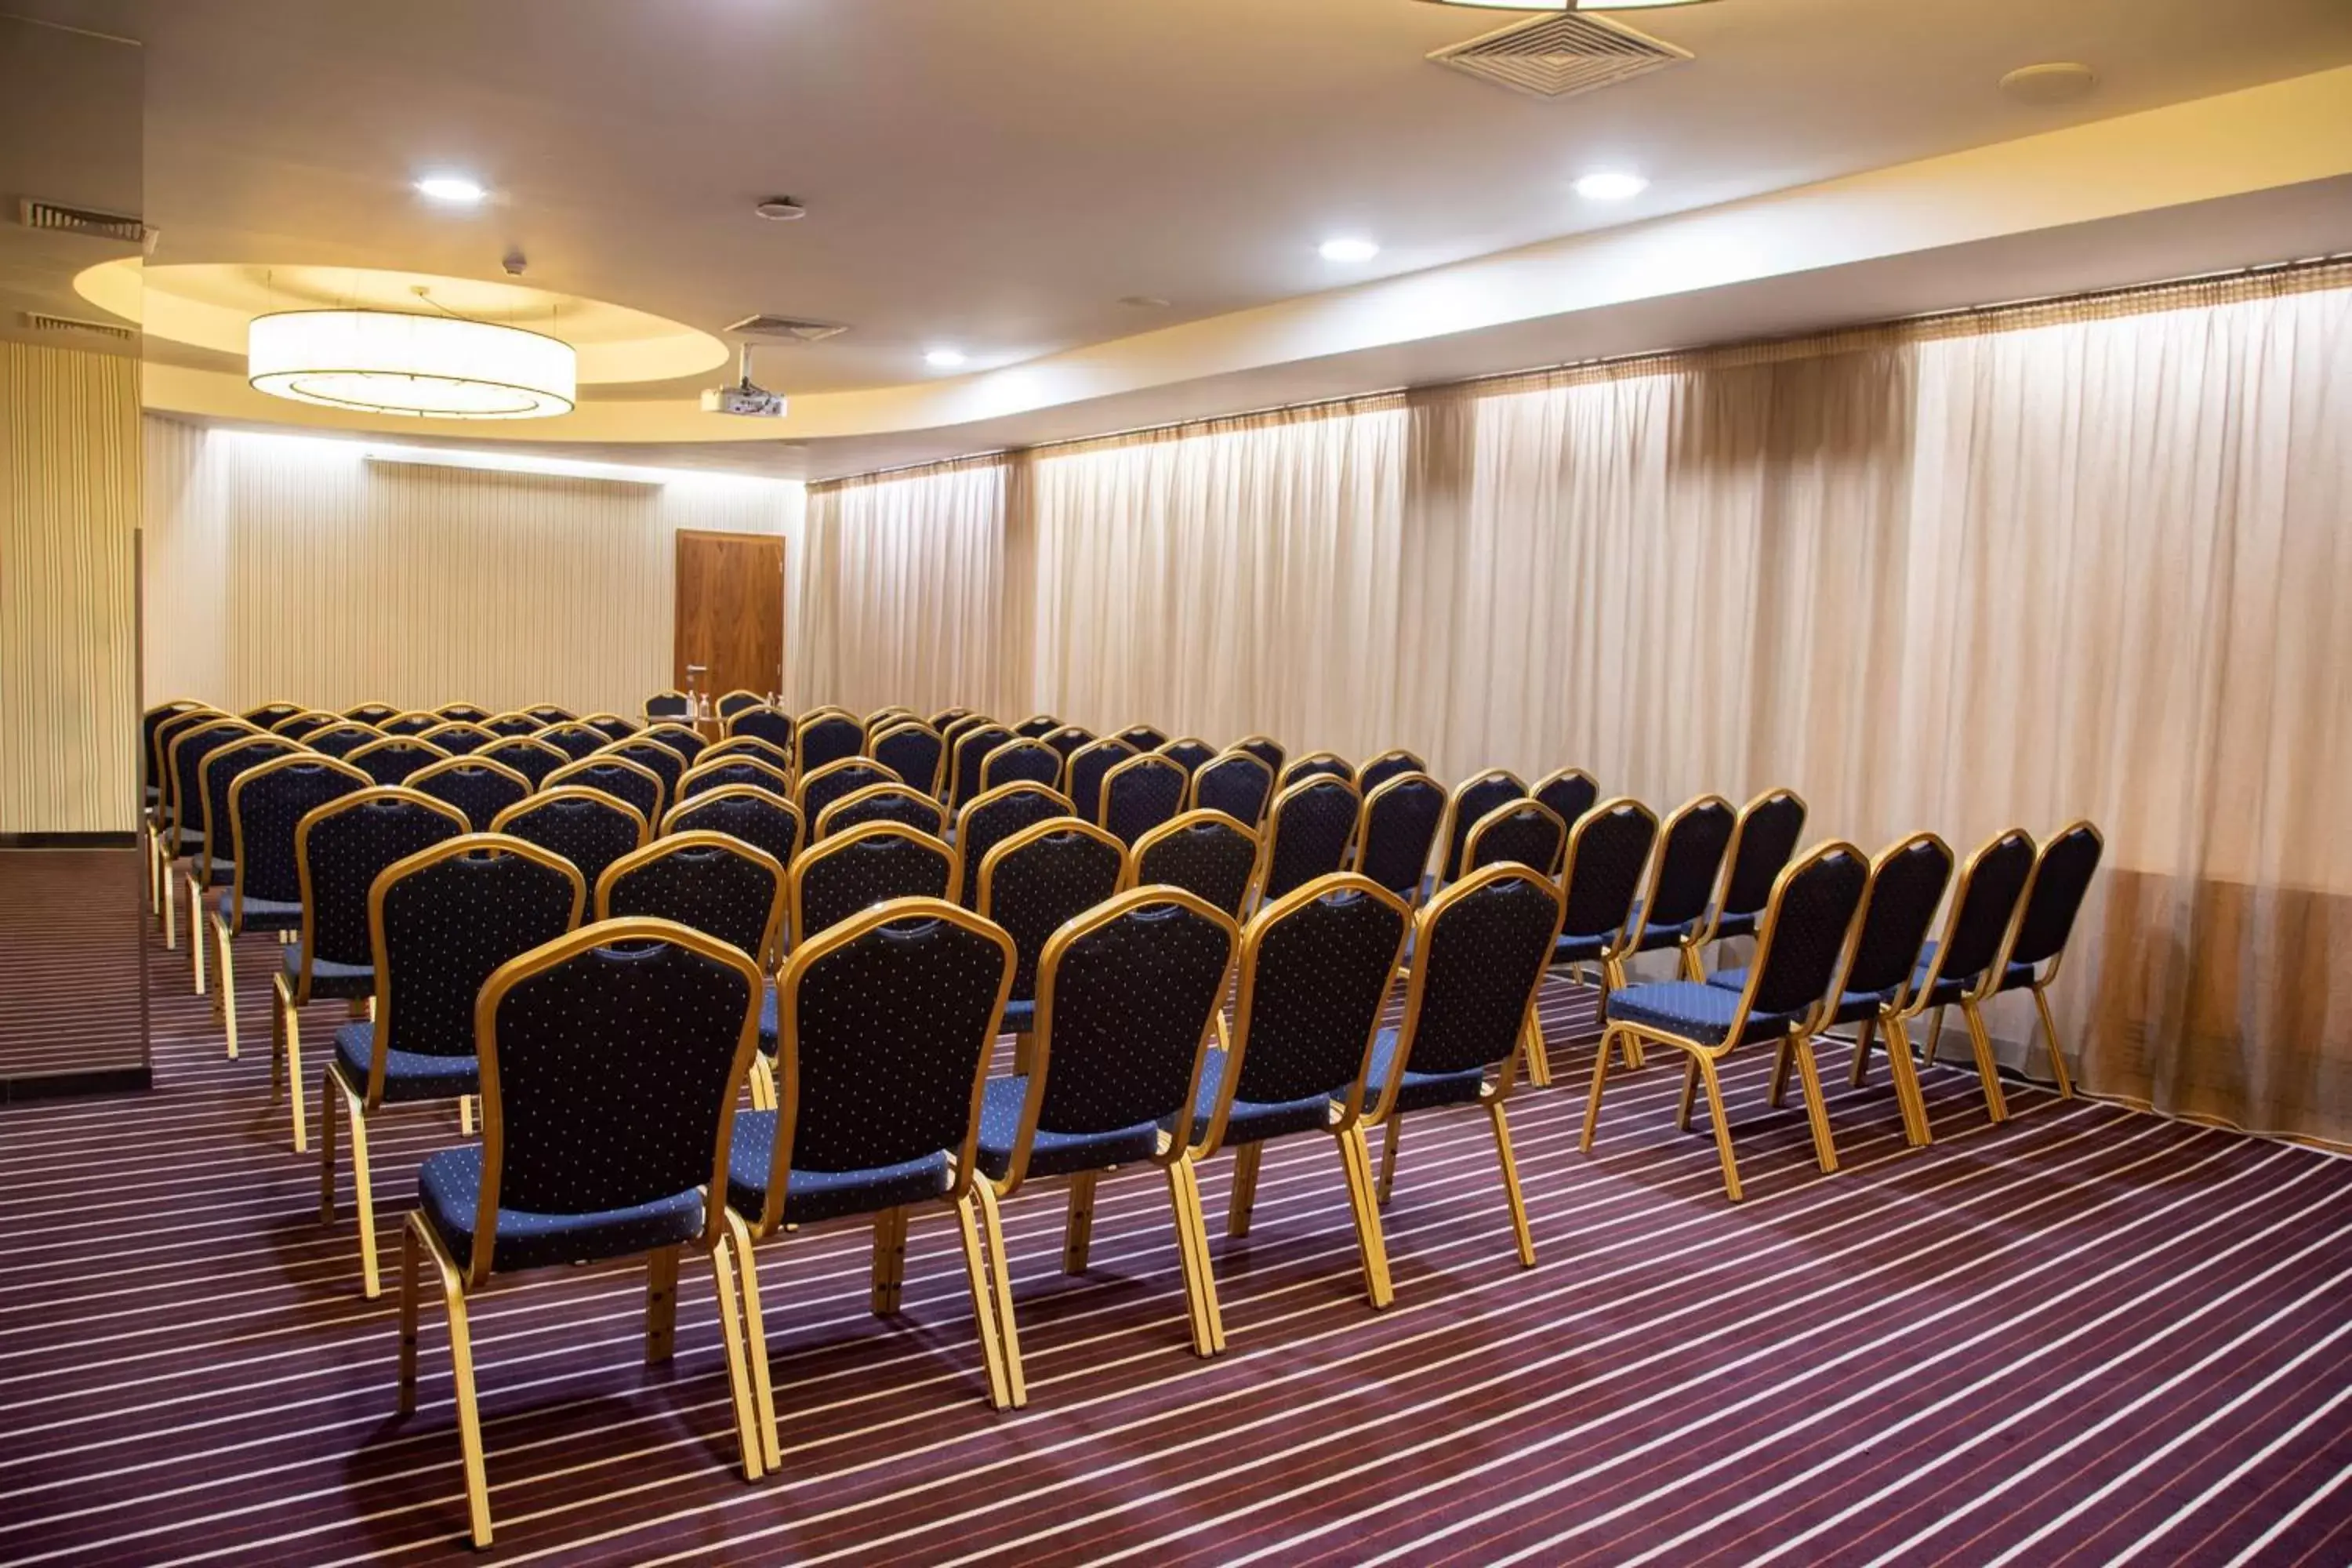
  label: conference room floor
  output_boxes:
[5,927,2352,1565]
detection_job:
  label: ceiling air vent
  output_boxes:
[1428,12,1690,100]
[20,311,136,343]
[17,198,148,244]
[725,314,848,344]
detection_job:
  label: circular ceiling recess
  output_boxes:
[73,260,731,385]
[1999,62,2098,106]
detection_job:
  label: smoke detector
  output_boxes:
[754,196,807,221]
[1428,10,1690,99]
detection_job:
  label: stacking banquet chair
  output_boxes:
[870,720,946,798]
[408,756,532,833]
[208,752,372,1059]
[641,720,709,765]
[481,711,545,739]
[704,732,793,773]
[726,704,797,760]
[280,789,470,1150]
[1981,820,2104,1098]
[143,702,212,908]
[1234,734,1286,780]
[818,781,949,841]
[543,753,665,826]
[679,753,793,802]
[1192,748,1275,827]
[348,736,451,788]
[1066,737,1137,823]
[322,833,583,1297]
[161,716,260,946]
[798,709,869,781]
[417,720,498,757]
[1900,826,2038,1123]
[1355,749,1426,798]
[1100,753,1189,847]
[1433,769,1526,895]
[1710,832,1953,1148]
[522,702,574,725]
[1524,798,1661,1085]
[490,786,649,900]
[1131,810,1261,924]
[477,735,568,789]
[643,688,692,722]
[865,705,917,741]
[1117,723,1170,753]
[1584,840,1871,1202]
[789,822,960,953]
[1353,772,1446,907]
[532,720,608,761]
[343,701,400,726]
[1463,798,1568,878]
[1532,768,1600,862]
[981,737,1063,794]
[1158,737,1218,781]
[717,688,767,720]
[304,720,382,760]
[186,733,303,991]
[379,710,444,738]
[1257,774,1363,907]
[598,832,787,972]
[402,919,771,1546]
[1625,793,1738,980]
[243,699,306,728]
[1364,864,1566,1267]
[977,819,1127,1076]
[979,887,1242,1385]
[1279,751,1353,792]
[1041,724,1094,776]
[434,702,493,724]
[662,786,806,891]
[582,711,640,744]
[1691,787,1808,962]
[724,898,1018,1454]
[929,705,973,733]
[1194,872,1412,1308]
[603,736,687,804]
[799,757,898,829]
[956,782,1075,908]
[271,710,339,742]
[948,721,1016,813]
[1013,713,1062,739]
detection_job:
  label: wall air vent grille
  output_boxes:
[20,311,135,342]
[1428,12,1690,100]
[16,198,148,244]
[726,314,848,343]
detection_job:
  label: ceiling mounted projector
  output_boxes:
[702,341,786,418]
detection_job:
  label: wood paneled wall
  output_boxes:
[0,343,140,833]
[142,420,803,720]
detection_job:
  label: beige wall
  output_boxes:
[142,419,804,720]
[0,343,140,834]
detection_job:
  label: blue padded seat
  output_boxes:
[1605,980,1802,1048]
[725,1109,951,1225]
[419,1145,705,1273]
[1993,960,2038,993]
[281,942,375,999]
[973,1075,1160,1182]
[197,855,234,887]
[1185,1047,1332,1145]
[1911,940,2025,1000]
[333,1022,480,1103]
[1704,967,1894,1026]
[1711,909,1758,941]
[757,981,779,1054]
[1554,933,1609,962]
[213,891,303,931]
[1359,1025,1484,1116]
[1637,918,1697,946]
[1000,998,1035,1036]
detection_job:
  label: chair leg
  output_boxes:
[2032,985,2076,1098]
[1848,1017,1877,1088]
[1518,1004,1552,1087]
[397,1217,422,1415]
[1165,1158,1224,1356]
[1791,1036,1839,1174]
[457,1095,474,1136]
[1602,959,1644,1068]
[975,1181,1026,1409]
[749,1054,777,1112]
[410,1215,493,1548]
[704,1219,765,1481]
[1227,1142,1261,1239]
[1214,1008,1232,1054]
[1882,1015,1934,1147]
[1375,1116,1401,1207]
[870,1207,908,1315]
[1335,1124,1394,1310]
[1675,1055,1700,1131]
[211,913,239,1058]
[272,975,308,1153]
[188,876,208,996]
[951,1190,1014,1411]
[1062,1173,1097,1274]
[1487,1100,1536,1268]
[1766,1040,1793,1109]
[1580,1033,1613,1152]
[343,1080,381,1298]
[318,1069,340,1224]
[645,1246,680,1364]
[725,1209,779,1474]
[1011,1031,1037,1077]
[1962,999,2009,1123]
[162,859,177,949]
[1678,943,1704,982]
[1923,1005,1947,1065]
[1692,1054,1744,1201]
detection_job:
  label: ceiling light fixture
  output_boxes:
[1319,238,1380,263]
[413,174,488,205]
[248,310,576,419]
[924,347,967,368]
[1573,170,1649,201]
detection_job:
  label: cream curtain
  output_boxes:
[796,278,2352,1145]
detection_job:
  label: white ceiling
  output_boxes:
[12,0,2352,475]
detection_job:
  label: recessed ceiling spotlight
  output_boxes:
[1573,171,1649,201]
[413,174,488,205]
[754,196,808,221]
[924,347,967,368]
[1319,238,1380,263]
[1999,62,2097,106]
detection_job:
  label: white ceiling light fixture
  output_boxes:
[248,310,577,419]
[1573,170,1649,200]
[1319,238,1381,263]
[413,173,488,205]
[924,347,967,368]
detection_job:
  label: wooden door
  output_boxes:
[674,529,786,703]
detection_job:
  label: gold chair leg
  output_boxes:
[1376,1116,1401,1207]
[412,1216,493,1548]
[1675,1055,1700,1131]
[725,1208,779,1475]
[1848,1017,1877,1088]
[645,1246,680,1364]
[1518,1004,1552,1087]
[1487,1100,1536,1268]
[2032,985,2076,1098]
[188,876,208,996]
[1011,1031,1037,1077]
[1792,1036,1839,1174]
[1214,1008,1232,1054]
[952,1190,1014,1411]
[749,1054,777,1112]
[1336,1124,1394,1310]
[870,1206,908,1315]
[1227,1142,1261,1239]
[1766,1040,1793,1109]
[1678,944,1704,982]
[211,913,240,1057]
[1882,1015,1933,1146]
[345,1082,381,1298]
[1580,1032,1613,1152]
[1165,1158,1225,1356]
[272,976,308,1153]
[704,1220,765,1481]
[1693,1054,1744,1202]
[1924,1005,1947,1065]
[1962,1000,2009,1123]
[1063,1173,1098,1274]
[162,859,177,949]
[458,1094,474,1136]
[975,1181,1026,1409]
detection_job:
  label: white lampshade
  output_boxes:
[248,310,577,419]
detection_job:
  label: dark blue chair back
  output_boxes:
[978,821,1126,1003]
[598,833,786,966]
[949,724,1015,812]
[1355,773,1445,901]
[1134,811,1260,920]
[271,710,336,742]
[604,739,685,801]
[524,703,574,725]
[1193,750,1274,826]
[815,782,948,841]
[1158,738,1218,779]
[478,737,568,788]
[145,702,207,796]
[482,712,544,738]
[1013,714,1062,739]
[1743,843,1870,1021]
[1560,799,1658,944]
[793,822,958,944]
[717,690,765,719]
[643,691,691,720]
[373,837,583,1065]
[582,713,638,743]
[411,757,532,832]
[801,758,898,827]
[727,706,797,757]
[1642,795,1738,932]
[349,737,450,788]
[1533,769,1599,846]
[296,789,469,975]
[152,707,223,812]
[419,721,496,757]
[1440,770,1525,884]
[1839,833,1955,999]
[1259,775,1362,903]
[665,786,805,876]
[929,706,973,732]
[1117,724,1170,753]
[305,722,380,760]
[343,702,399,726]
[1925,829,2037,990]
[201,735,303,864]
[1225,875,1408,1113]
[169,719,259,851]
[229,754,371,914]
[379,711,442,738]
[1356,750,1425,797]
[1235,735,1286,780]
[982,739,1064,794]
[1067,739,1137,823]
[434,703,492,724]
[243,701,304,728]
[958,783,1074,909]
[1392,866,1564,1080]
[1279,753,1353,792]
[546,756,664,825]
[533,722,608,760]
[871,723,946,797]
[1102,754,1188,847]
[492,787,648,897]
[2006,822,2103,972]
[681,757,791,802]
[1042,725,1094,768]
[799,712,868,778]
[1719,789,1809,927]
[641,723,708,764]
[1465,800,1566,877]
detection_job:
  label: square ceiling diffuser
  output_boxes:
[1428,11,1690,99]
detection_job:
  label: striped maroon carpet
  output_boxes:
[5,918,2352,1564]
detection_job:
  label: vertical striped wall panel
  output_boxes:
[0,343,140,834]
[142,420,803,720]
